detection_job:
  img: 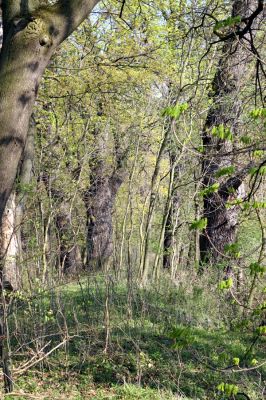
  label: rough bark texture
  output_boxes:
[0,121,35,291]
[0,0,100,224]
[200,0,263,264]
[0,0,100,391]
[0,12,35,291]
[84,169,125,270]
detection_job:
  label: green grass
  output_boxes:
[3,273,266,399]
[4,383,191,399]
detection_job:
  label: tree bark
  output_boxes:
[0,120,34,290]
[0,0,100,391]
[0,9,36,291]
[84,169,125,270]
[0,0,100,224]
[163,153,180,269]
[199,0,264,264]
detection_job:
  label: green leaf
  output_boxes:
[249,165,266,176]
[250,108,266,119]
[240,135,252,144]
[253,150,265,158]
[249,262,266,276]
[189,218,207,231]
[215,166,235,178]
[217,382,239,396]
[218,277,233,290]
[224,243,240,258]
[252,201,266,209]
[161,102,188,119]
[217,382,225,392]
[169,326,195,349]
[214,16,241,31]
[256,325,266,335]
[233,357,240,366]
[211,124,233,141]
[199,182,220,196]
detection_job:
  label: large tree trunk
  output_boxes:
[84,171,124,270]
[0,1,100,391]
[83,103,127,270]
[0,8,36,291]
[0,0,99,224]
[0,124,35,291]
[199,0,263,264]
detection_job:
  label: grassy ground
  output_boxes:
[2,271,265,399]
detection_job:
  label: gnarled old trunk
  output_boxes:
[200,0,263,265]
[0,0,100,287]
[200,183,246,262]
[0,0,100,391]
[0,10,36,291]
[84,170,124,270]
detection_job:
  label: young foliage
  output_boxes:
[218,277,233,290]
[161,103,188,120]
[215,166,235,178]
[217,382,239,396]
[189,218,207,231]
[199,182,220,196]
[211,125,233,141]
[214,16,241,31]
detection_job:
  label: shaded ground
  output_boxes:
[2,273,265,399]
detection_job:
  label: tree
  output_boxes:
[0,0,100,392]
[0,0,100,238]
[199,0,264,265]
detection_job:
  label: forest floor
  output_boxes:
[1,273,265,400]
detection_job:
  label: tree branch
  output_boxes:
[2,0,41,28]
[52,0,101,44]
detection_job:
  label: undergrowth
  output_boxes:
[2,270,265,399]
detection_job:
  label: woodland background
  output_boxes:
[0,0,265,399]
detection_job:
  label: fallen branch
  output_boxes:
[14,336,74,376]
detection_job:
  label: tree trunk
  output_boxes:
[199,0,263,264]
[55,202,82,275]
[0,192,19,291]
[84,171,124,270]
[139,120,172,282]
[163,154,180,269]
[0,0,100,223]
[0,0,100,391]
